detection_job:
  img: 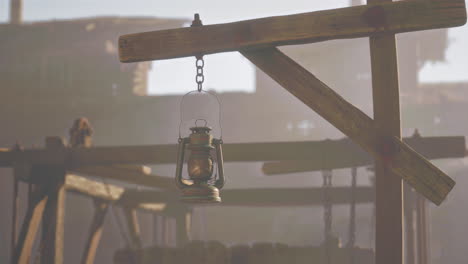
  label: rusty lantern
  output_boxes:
[175,122,225,203]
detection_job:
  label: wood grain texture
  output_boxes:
[119,0,467,62]
[262,136,466,174]
[241,47,455,205]
[368,1,403,262]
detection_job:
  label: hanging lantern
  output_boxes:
[175,13,225,203]
[175,121,225,203]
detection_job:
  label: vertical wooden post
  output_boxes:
[405,185,416,264]
[416,195,428,264]
[368,1,403,264]
[39,137,67,264]
[80,200,109,264]
[175,210,191,247]
[10,176,19,264]
[40,178,66,264]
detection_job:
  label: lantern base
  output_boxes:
[180,184,221,203]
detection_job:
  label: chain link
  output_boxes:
[322,169,333,264]
[195,57,205,92]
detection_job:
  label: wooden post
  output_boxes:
[12,186,48,264]
[123,207,142,249]
[175,210,191,247]
[80,200,109,264]
[40,179,66,264]
[405,185,416,264]
[39,137,67,264]
[416,195,428,264]
[368,0,403,263]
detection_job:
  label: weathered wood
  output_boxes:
[40,180,66,264]
[123,208,142,249]
[262,136,466,174]
[118,0,467,62]
[241,47,454,205]
[80,200,109,264]
[1,136,464,169]
[13,186,48,264]
[368,0,403,262]
[72,165,176,191]
[65,174,168,212]
[221,187,374,206]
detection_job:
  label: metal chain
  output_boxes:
[322,169,333,264]
[195,57,205,92]
[348,167,358,264]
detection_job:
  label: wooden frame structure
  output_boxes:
[117,1,467,263]
[1,131,465,263]
[0,1,466,263]
[0,131,465,264]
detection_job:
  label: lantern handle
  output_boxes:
[178,89,223,140]
[175,137,192,189]
[213,139,226,189]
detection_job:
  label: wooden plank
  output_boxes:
[367,0,403,262]
[12,187,48,264]
[64,174,168,213]
[80,201,108,264]
[118,0,466,62]
[262,136,466,174]
[221,187,374,206]
[241,47,454,205]
[71,165,176,191]
[1,136,464,168]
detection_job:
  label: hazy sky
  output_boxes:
[1,0,467,94]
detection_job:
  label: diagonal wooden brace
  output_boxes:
[12,186,48,264]
[241,47,454,205]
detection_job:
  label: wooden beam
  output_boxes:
[220,187,374,206]
[262,136,466,174]
[12,187,48,264]
[80,201,108,264]
[367,0,403,261]
[1,136,464,169]
[71,165,176,191]
[64,174,169,213]
[40,180,66,264]
[118,0,466,62]
[241,47,454,205]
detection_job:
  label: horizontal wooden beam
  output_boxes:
[2,136,464,169]
[263,136,466,174]
[241,47,455,205]
[71,165,177,191]
[64,174,168,213]
[220,187,374,206]
[118,0,466,62]
[65,174,373,207]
